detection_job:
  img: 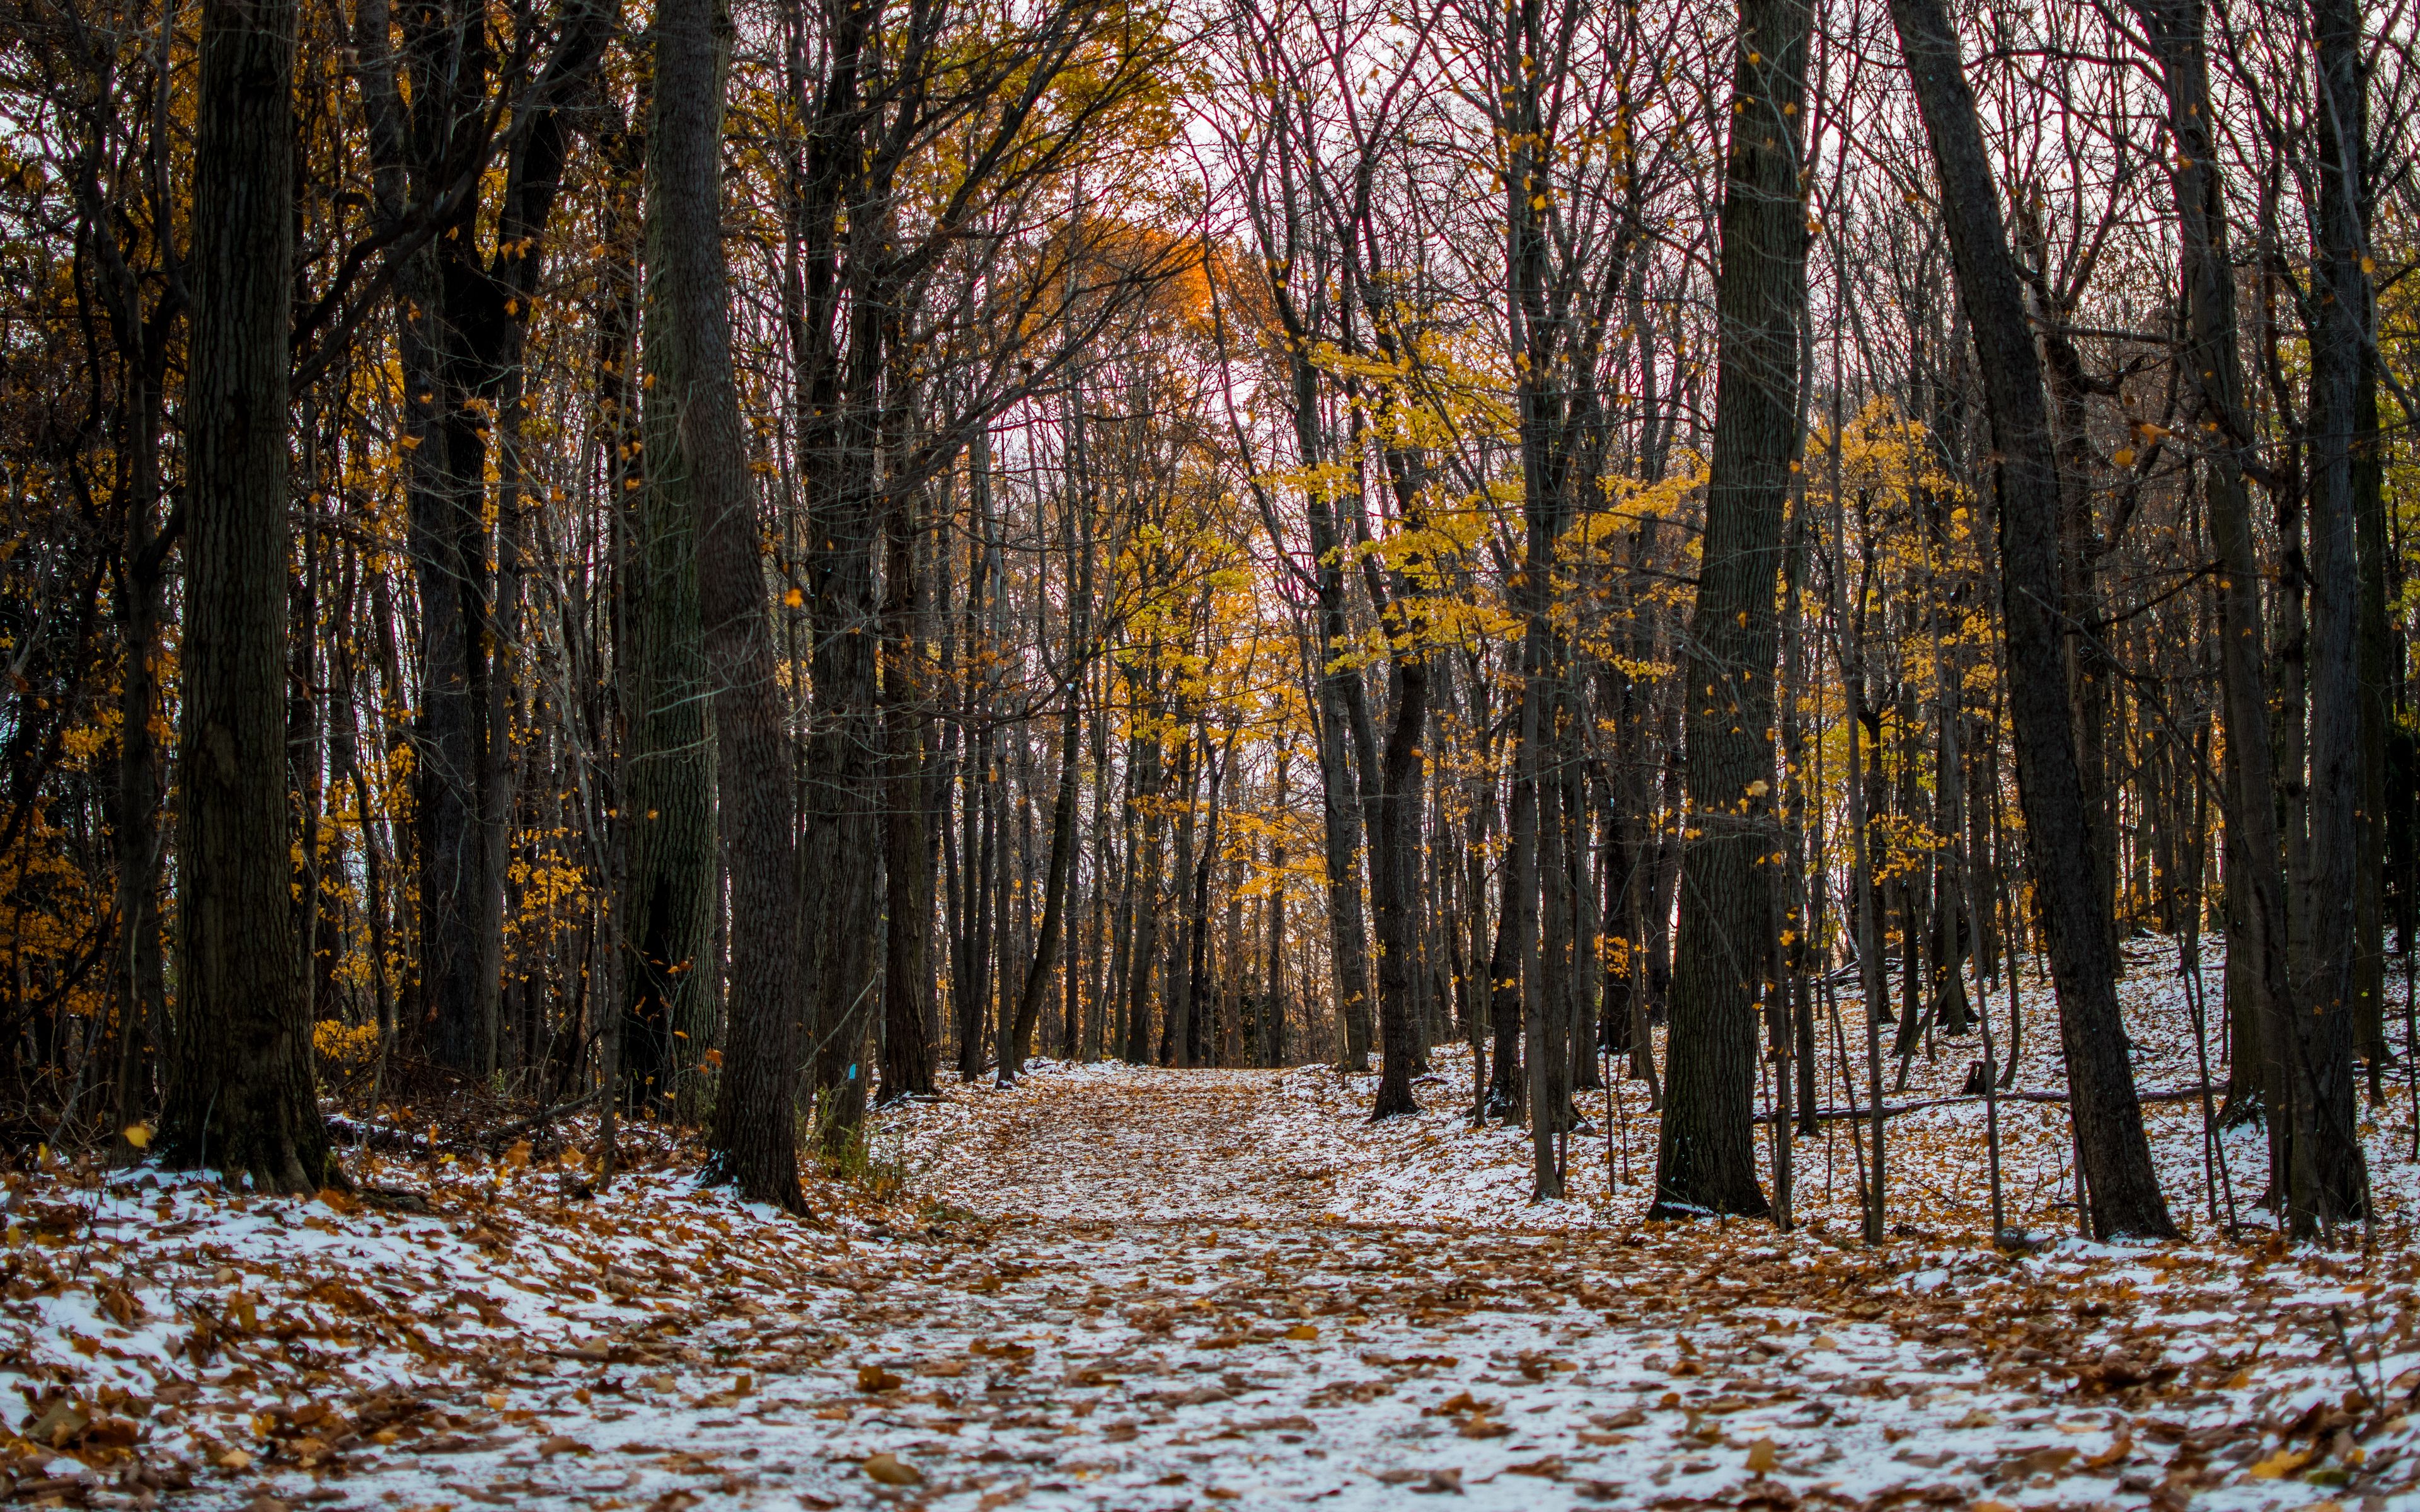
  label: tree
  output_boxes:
[2129,0,2302,1225]
[1649,0,1811,1222]
[652,0,805,1211]
[619,96,718,1123]
[350,0,616,1075]
[2292,0,2374,1232]
[1887,0,2175,1238]
[159,0,337,1192]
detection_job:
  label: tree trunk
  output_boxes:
[1368,653,1429,1118]
[1004,663,1085,1082]
[654,0,804,1210]
[1124,673,1165,1064]
[110,377,170,1151]
[1889,0,2175,1237]
[160,0,335,1193]
[2131,0,2301,1176]
[2293,0,2375,1231]
[1650,0,1809,1221]
[879,484,938,1102]
[620,108,717,1123]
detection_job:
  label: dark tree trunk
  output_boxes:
[354,0,613,1076]
[110,372,170,1150]
[160,0,336,1193]
[2130,0,2300,1169]
[1265,750,1293,1066]
[1003,636,1086,1083]
[1124,668,1165,1065]
[654,0,804,1210]
[1313,649,1374,1072]
[1890,0,2175,1237]
[1649,0,1809,1221]
[879,484,937,1102]
[1368,654,1429,1118]
[2293,0,2375,1231]
[620,106,717,1121]
[1163,731,1198,1066]
[1485,859,1525,1119]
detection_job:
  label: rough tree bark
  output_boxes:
[879,483,938,1102]
[159,0,337,1193]
[2130,0,2302,1208]
[653,0,804,1210]
[621,99,718,1122]
[1650,0,1810,1221]
[1889,0,2175,1237]
[2294,0,2374,1230]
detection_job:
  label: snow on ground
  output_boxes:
[0,936,2415,1510]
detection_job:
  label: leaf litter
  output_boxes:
[0,939,2414,1510]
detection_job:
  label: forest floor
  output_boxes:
[4,942,2420,1511]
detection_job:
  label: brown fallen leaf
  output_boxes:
[863,1452,922,1485]
[539,1436,587,1457]
[27,1396,90,1447]
[2084,1434,2132,1470]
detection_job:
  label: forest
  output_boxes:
[9,0,2420,1503]
[3,0,2419,1236]
[2,0,2419,1226]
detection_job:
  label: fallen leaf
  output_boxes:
[863,1452,922,1486]
[1284,1324,1320,1341]
[857,1365,904,1392]
[1744,1439,1778,1475]
[2248,1446,2311,1480]
[2085,1434,2132,1470]
[28,1397,89,1446]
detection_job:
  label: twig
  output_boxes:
[2327,1307,2380,1409]
[488,1087,606,1146]
[1754,1084,2225,1124]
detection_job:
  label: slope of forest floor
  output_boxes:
[3,942,2417,1511]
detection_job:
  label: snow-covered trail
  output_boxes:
[9,1061,2414,1510]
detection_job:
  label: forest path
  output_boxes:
[800,1063,2280,1511]
[904,1067,1345,1223]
